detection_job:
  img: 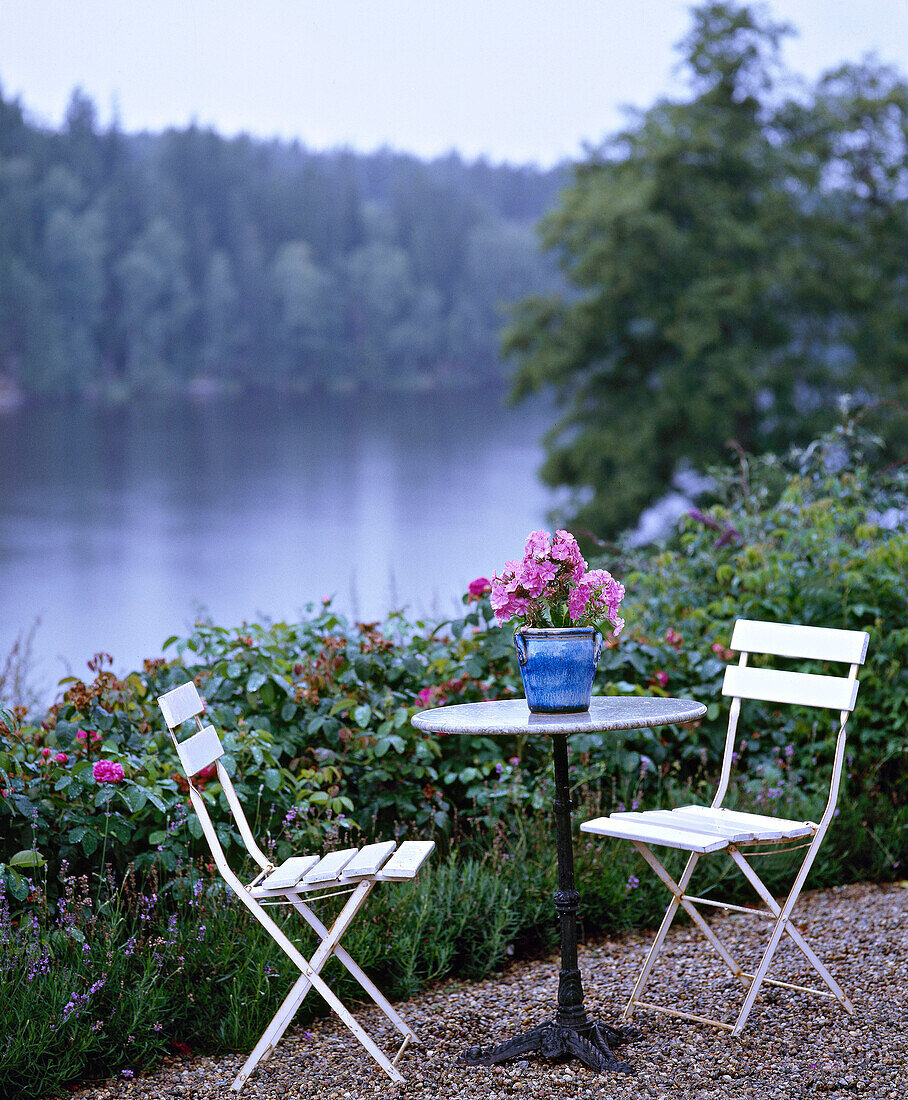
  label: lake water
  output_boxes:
[0,388,557,697]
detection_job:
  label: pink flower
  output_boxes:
[40,747,52,759]
[652,670,669,689]
[524,530,552,560]
[492,528,624,630]
[76,730,88,742]
[468,577,491,597]
[515,557,557,597]
[551,530,587,580]
[416,687,434,707]
[568,583,592,620]
[55,752,69,764]
[490,578,512,613]
[665,628,683,647]
[93,760,125,784]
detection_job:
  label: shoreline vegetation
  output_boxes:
[0,82,564,404]
[0,363,519,411]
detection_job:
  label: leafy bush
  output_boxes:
[595,419,908,813]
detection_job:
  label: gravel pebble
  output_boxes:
[69,881,907,1100]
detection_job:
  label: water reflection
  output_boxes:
[0,388,555,691]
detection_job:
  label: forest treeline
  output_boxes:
[0,85,564,397]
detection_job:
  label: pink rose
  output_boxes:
[40,747,52,759]
[55,752,69,764]
[468,577,491,597]
[93,760,125,784]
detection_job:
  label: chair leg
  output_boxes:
[728,849,853,1033]
[631,845,751,1005]
[623,849,698,1018]
[231,881,404,1091]
[289,896,418,1042]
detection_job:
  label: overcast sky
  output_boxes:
[1,1,906,166]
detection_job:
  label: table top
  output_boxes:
[411,695,706,736]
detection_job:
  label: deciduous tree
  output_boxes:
[505,2,908,537]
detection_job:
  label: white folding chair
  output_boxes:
[581,618,870,1034]
[158,681,434,1091]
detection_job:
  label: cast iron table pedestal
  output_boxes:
[411,695,707,1075]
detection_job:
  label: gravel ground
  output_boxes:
[71,881,907,1100]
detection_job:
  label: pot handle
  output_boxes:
[514,632,529,665]
[594,630,604,665]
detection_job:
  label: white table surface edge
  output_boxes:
[410,695,707,736]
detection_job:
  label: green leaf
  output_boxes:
[107,817,133,842]
[281,701,298,721]
[353,704,372,728]
[144,788,168,812]
[148,830,167,845]
[125,785,148,812]
[263,768,281,791]
[246,671,267,692]
[2,868,30,901]
[9,849,45,868]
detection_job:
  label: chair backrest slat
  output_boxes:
[722,665,859,712]
[158,682,205,729]
[729,619,869,665]
[175,723,225,776]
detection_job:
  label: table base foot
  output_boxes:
[462,1019,636,1074]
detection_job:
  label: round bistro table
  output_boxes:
[411,695,706,1075]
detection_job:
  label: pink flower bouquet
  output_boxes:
[491,529,625,635]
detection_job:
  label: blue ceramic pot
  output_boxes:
[513,627,604,713]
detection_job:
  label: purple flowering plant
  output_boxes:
[490,529,625,635]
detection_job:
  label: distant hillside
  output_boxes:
[0,85,566,398]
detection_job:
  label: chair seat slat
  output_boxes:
[729,619,869,664]
[340,841,397,879]
[303,849,358,884]
[722,665,859,711]
[612,809,758,843]
[257,856,321,892]
[675,805,815,839]
[377,840,435,879]
[580,816,729,853]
